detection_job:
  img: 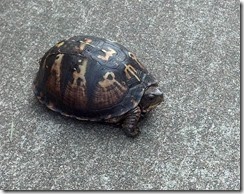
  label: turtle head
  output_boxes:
[140,85,164,114]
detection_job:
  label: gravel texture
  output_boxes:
[0,0,240,190]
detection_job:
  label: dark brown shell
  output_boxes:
[33,35,157,121]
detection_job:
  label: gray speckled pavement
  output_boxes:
[0,0,240,190]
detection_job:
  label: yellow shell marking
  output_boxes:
[63,58,88,110]
[94,72,127,109]
[72,58,88,86]
[98,48,116,61]
[51,54,64,82]
[98,72,126,90]
[128,52,146,69]
[79,38,92,51]
[124,64,140,81]
[56,41,64,48]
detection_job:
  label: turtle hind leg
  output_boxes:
[122,106,141,138]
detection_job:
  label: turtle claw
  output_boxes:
[123,127,141,138]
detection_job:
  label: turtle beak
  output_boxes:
[153,88,163,97]
[151,88,164,103]
[147,88,164,112]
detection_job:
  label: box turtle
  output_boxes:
[33,35,164,137]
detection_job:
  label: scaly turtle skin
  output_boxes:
[33,35,164,137]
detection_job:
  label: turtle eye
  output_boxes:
[148,94,154,100]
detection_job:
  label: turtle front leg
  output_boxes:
[122,106,141,137]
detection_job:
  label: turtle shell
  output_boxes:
[33,35,157,121]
